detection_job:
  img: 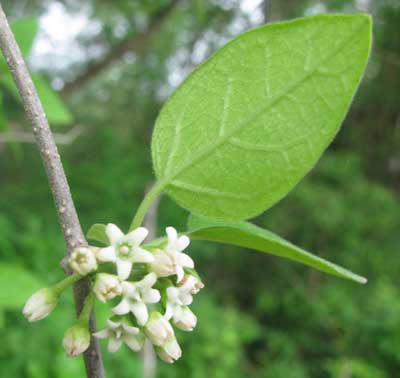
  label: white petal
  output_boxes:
[112,299,130,315]
[122,324,140,335]
[121,281,136,297]
[116,260,133,280]
[142,288,161,304]
[130,302,149,326]
[124,335,142,352]
[93,329,108,339]
[106,224,124,245]
[137,272,157,288]
[164,304,173,320]
[96,247,117,263]
[107,319,121,330]
[125,227,148,246]
[166,287,180,302]
[172,305,183,321]
[176,266,185,283]
[166,227,178,241]
[177,253,194,269]
[177,235,190,251]
[132,247,154,264]
[108,338,122,353]
[180,293,193,306]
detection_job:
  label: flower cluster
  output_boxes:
[22,225,203,363]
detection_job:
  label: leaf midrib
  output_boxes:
[157,22,365,192]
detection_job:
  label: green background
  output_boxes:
[0,1,399,377]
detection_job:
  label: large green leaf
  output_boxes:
[188,215,367,284]
[151,14,372,220]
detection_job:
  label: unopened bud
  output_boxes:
[173,306,197,331]
[144,312,174,346]
[156,338,182,364]
[150,249,175,277]
[63,322,91,357]
[23,288,58,322]
[180,274,204,295]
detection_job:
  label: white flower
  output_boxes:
[97,224,154,280]
[69,247,98,276]
[151,227,194,283]
[172,306,197,331]
[93,319,144,353]
[112,273,160,326]
[23,288,58,322]
[93,273,122,303]
[63,322,91,357]
[144,312,175,346]
[156,338,182,364]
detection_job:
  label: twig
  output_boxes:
[0,5,105,378]
[0,124,85,145]
[61,0,181,95]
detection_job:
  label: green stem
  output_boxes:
[129,181,164,231]
[52,273,82,295]
[78,291,94,324]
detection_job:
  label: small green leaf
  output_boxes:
[152,14,372,220]
[32,74,74,125]
[11,18,39,57]
[0,263,43,309]
[0,18,38,72]
[87,224,109,245]
[0,73,74,125]
[188,214,367,284]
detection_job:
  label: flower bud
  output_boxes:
[23,288,58,322]
[93,273,122,303]
[150,249,175,277]
[63,322,91,357]
[156,338,182,364]
[173,306,197,331]
[69,247,98,276]
[144,312,174,346]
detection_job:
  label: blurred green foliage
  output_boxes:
[0,0,399,377]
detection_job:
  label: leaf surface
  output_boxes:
[152,14,372,220]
